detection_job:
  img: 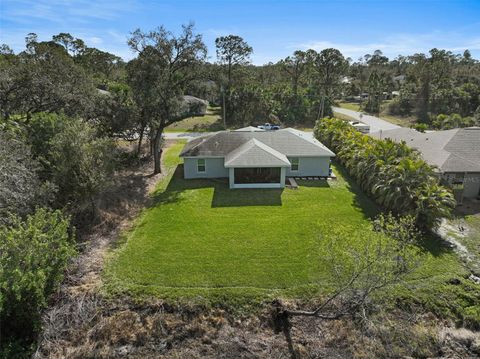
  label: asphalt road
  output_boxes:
[163,132,210,141]
[332,106,401,133]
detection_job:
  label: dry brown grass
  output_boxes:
[34,294,480,358]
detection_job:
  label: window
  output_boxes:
[291,158,299,171]
[444,172,464,185]
[197,159,206,173]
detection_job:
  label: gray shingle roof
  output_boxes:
[179,128,335,158]
[233,126,266,132]
[369,127,480,172]
[224,139,291,167]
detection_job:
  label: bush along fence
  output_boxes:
[314,118,456,230]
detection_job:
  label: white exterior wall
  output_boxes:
[285,156,331,177]
[183,157,229,179]
[463,173,480,198]
[183,156,333,184]
[441,172,480,200]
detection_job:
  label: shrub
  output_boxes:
[0,208,75,350]
[314,118,455,229]
[48,117,116,213]
[411,123,428,133]
[0,132,55,224]
[432,113,478,130]
[373,213,420,245]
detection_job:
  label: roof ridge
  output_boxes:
[442,150,480,170]
[250,138,290,160]
[224,138,290,167]
[224,138,257,165]
[181,132,220,156]
[280,128,334,153]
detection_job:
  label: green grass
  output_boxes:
[165,106,223,132]
[337,101,362,112]
[104,142,479,322]
[447,213,480,273]
[333,111,357,122]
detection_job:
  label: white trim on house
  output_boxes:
[231,183,284,189]
[182,156,225,159]
[228,167,286,189]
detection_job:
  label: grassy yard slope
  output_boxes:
[104,142,477,319]
[165,106,223,132]
[447,213,480,273]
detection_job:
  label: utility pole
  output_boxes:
[221,85,227,129]
[317,94,326,122]
[320,94,325,119]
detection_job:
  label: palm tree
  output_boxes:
[314,117,455,230]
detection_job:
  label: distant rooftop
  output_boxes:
[369,127,480,172]
[233,126,266,132]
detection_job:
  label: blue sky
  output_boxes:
[1,0,480,64]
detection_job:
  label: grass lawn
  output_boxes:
[447,211,480,273]
[104,141,479,321]
[337,101,361,112]
[332,111,357,122]
[165,106,223,132]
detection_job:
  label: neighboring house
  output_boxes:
[179,128,335,189]
[181,95,208,116]
[370,127,480,202]
[393,74,406,84]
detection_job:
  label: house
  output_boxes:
[181,95,208,116]
[369,127,480,202]
[393,74,406,84]
[179,128,335,189]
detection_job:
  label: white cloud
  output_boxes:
[1,0,140,26]
[88,36,103,45]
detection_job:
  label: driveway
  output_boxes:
[332,107,401,133]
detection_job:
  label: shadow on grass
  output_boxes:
[332,162,379,220]
[454,198,480,216]
[212,187,283,207]
[417,232,455,257]
[151,165,283,208]
[332,161,453,257]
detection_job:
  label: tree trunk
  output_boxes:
[136,125,145,156]
[272,301,298,359]
[153,127,164,174]
[222,89,227,129]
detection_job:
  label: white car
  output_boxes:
[349,121,370,134]
[257,123,280,130]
